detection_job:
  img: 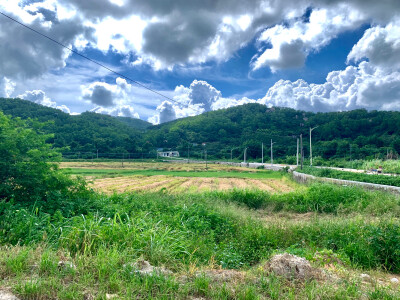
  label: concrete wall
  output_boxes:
[292,171,400,194]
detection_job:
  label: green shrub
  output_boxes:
[0,112,94,215]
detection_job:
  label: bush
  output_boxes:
[0,112,93,214]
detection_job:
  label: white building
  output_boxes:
[157,151,180,158]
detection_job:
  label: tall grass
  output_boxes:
[298,166,400,187]
[209,183,400,215]
[1,183,400,272]
[362,159,400,174]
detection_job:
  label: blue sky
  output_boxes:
[0,1,400,123]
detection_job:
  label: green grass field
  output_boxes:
[63,167,284,179]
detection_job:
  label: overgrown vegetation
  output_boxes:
[2,185,400,298]
[298,166,400,187]
[2,112,400,299]
[0,112,92,213]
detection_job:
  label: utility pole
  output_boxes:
[296,138,299,166]
[300,134,303,170]
[187,144,190,164]
[97,149,99,160]
[350,144,352,167]
[262,143,264,164]
[231,149,233,162]
[202,143,207,169]
[310,126,318,166]
[244,147,248,164]
[205,149,208,169]
[270,139,275,165]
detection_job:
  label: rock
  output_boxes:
[58,260,76,270]
[124,259,172,276]
[106,294,118,299]
[360,273,370,280]
[266,253,314,280]
[0,290,20,300]
[391,278,399,284]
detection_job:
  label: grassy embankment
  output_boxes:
[2,176,400,298]
[298,166,400,187]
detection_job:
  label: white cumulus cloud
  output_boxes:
[0,77,16,98]
[82,77,140,118]
[149,80,255,124]
[260,61,400,111]
[347,20,400,70]
[253,5,366,71]
[17,89,71,113]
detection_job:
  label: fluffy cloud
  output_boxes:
[82,77,140,118]
[55,0,309,69]
[82,77,132,107]
[149,80,255,124]
[0,77,16,97]
[260,61,400,111]
[253,5,366,71]
[17,89,71,113]
[91,105,140,119]
[2,0,400,74]
[347,21,400,70]
[82,83,115,107]
[151,55,400,124]
[57,0,400,71]
[2,0,400,121]
[152,101,177,124]
[0,1,91,79]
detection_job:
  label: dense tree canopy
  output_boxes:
[0,112,90,211]
[145,104,400,161]
[1,98,399,161]
[0,98,150,157]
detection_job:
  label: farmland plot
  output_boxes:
[92,175,295,194]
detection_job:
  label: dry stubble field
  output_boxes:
[60,161,296,194]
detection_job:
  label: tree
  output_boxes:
[0,112,88,211]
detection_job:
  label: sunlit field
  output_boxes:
[61,161,296,194]
[2,159,400,299]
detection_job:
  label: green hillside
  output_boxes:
[2,98,400,161]
[0,98,151,156]
[144,104,400,161]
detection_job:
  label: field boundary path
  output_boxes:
[293,171,400,194]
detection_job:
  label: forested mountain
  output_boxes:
[145,104,400,161]
[0,98,151,156]
[1,98,400,161]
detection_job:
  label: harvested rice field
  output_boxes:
[60,161,268,173]
[92,175,296,194]
[63,161,297,193]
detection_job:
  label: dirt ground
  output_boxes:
[91,175,295,194]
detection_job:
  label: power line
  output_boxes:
[0,11,203,113]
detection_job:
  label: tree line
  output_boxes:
[1,98,400,161]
